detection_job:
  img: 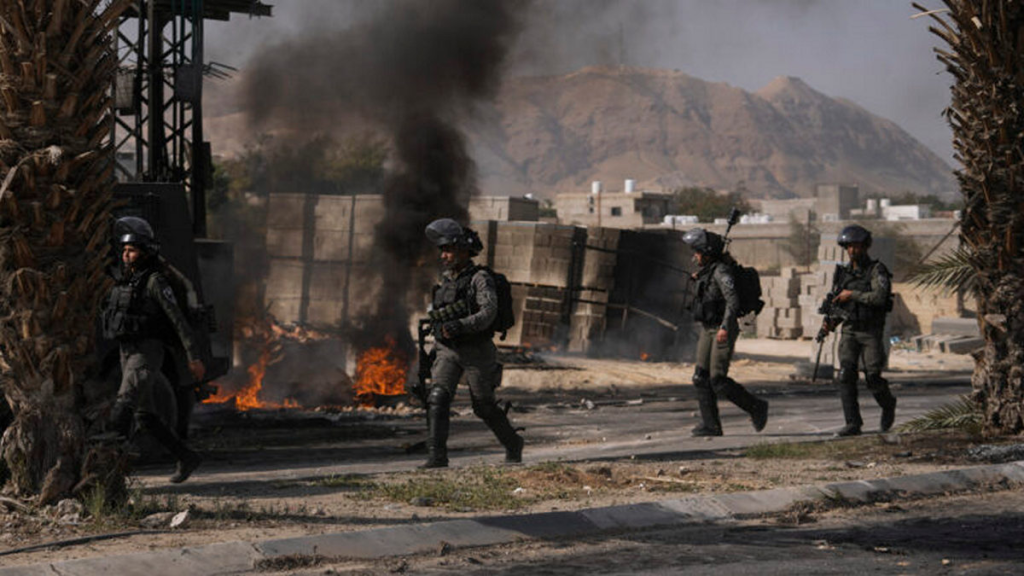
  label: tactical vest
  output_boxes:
[431,265,491,342]
[692,262,726,326]
[101,267,169,342]
[836,260,889,328]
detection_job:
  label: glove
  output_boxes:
[441,321,463,338]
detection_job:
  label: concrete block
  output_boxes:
[265,228,305,259]
[266,194,308,229]
[312,230,350,261]
[941,336,984,354]
[931,317,980,338]
[265,259,305,299]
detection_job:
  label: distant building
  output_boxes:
[469,196,539,222]
[555,180,672,228]
[815,184,860,221]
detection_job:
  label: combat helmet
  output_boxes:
[682,228,725,258]
[425,218,482,255]
[114,216,159,253]
[837,224,872,248]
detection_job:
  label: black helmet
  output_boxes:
[114,216,159,253]
[837,224,872,248]
[425,218,482,256]
[682,228,724,258]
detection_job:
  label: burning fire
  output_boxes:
[353,336,408,406]
[203,315,318,411]
[640,352,651,362]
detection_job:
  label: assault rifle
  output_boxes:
[408,319,435,406]
[811,265,850,383]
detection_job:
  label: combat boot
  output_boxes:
[691,424,723,437]
[750,398,769,433]
[875,393,897,432]
[834,423,862,437]
[421,401,450,469]
[170,450,203,484]
[692,386,723,437]
[474,400,523,464]
[714,377,768,432]
[505,434,524,464]
[137,413,203,483]
[836,371,863,437]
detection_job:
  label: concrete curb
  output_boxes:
[4,461,1023,575]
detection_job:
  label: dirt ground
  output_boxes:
[0,339,983,568]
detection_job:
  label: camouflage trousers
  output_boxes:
[694,324,739,379]
[430,338,502,402]
[118,338,177,425]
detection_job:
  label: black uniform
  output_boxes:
[423,263,523,468]
[690,256,769,436]
[102,259,201,482]
[832,256,897,434]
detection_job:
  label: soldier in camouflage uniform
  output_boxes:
[821,224,897,436]
[101,217,204,483]
[420,218,523,468]
[683,228,769,437]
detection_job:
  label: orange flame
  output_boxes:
[204,347,300,411]
[353,336,408,406]
[640,352,650,361]
[203,315,317,410]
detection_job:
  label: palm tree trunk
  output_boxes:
[918,1,1024,434]
[0,0,130,504]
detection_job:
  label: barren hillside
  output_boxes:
[205,66,955,199]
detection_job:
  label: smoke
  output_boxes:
[243,0,528,346]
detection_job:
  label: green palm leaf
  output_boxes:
[898,395,982,434]
[909,245,979,298]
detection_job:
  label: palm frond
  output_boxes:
[898,395,982,434]
[909,245,980,297]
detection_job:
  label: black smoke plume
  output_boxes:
[243,0,528,348]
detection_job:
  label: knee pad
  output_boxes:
[693,367,711,390]
[426,387,451,408]
[838,364,858,387]
[865,373,888,392]
[710,375,732,395]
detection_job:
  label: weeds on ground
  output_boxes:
[745,440,842,460]
[310,474,371,489]
[365,466,524,512]
[81,481,172,526]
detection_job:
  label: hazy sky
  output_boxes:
[206,0,955,163]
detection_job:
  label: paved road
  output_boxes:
[136,372,972,495]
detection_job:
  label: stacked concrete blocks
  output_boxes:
[569,227,620,353]
[265,193,383,327]
[755,267,804,339]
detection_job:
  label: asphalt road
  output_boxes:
[138,372,972,493]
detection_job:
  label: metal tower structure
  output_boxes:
[112,0,272,237]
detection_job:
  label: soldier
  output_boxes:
[683,228,769,437]
[821,224,897,436]
[100,216,204,483]
[420,218,523,468]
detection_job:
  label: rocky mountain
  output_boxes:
[204,65,956,199]
[467,66,955,199]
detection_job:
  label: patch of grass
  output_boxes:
[744,437,881,461]
[366,466,523,511]
[82,484,109,520]
[310,474,370,489]
[527,461,571,474]
[745,441,828,459]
